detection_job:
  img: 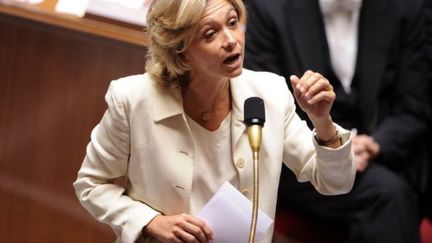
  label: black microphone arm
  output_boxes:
[244,97,265,243]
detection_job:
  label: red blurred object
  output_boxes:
[273,209,346,243]
[421,218,432,243]
[274,209,432,243]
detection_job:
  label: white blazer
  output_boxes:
[73,69,355,243]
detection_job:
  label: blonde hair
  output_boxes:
[145,0,246,87]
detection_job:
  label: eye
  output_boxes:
[228,17,239,28]
[204,29,216,40]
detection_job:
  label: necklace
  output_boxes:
[185,81,231,122]
[202,111,212,121]
[201,83,231,121]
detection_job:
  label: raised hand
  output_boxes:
[289,70,335,121]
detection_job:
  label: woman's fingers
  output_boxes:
[180,216,213,242]
[291,71,333,103]
[145,214,213,243]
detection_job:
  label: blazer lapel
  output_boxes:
[152,83,184,122]
[355,0,392,115]
[229,72,255,152]
[286,0,331,74]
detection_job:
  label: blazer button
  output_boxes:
[179,151,189,156]
[172,185,185,191]
[241,188,249,195]
[236,158,245,168]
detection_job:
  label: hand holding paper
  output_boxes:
[198,182,273,243]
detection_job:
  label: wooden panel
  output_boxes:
[0,0,149,47]
[0,8,147,243]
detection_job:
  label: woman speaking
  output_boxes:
[73,0,356,242]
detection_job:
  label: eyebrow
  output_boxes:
[200,7,237,27]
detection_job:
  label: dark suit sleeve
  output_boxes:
[420,0,432,218]
[244,0,285,75]
[425,0,432,110]
[373,0,430,165]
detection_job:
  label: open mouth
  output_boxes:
[223,54,241,65]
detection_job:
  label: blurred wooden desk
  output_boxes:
[0,0,149,46]
[0,1,148,242]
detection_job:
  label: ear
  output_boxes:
[177,52,192,71]
[178,52,191,65]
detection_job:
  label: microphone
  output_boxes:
[243,97,265,243]
[244,97,265,154]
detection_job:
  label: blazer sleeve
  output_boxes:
[73,81,160,243]
[279,78,356,195]
[372,0,430,165]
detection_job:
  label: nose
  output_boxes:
[223,29,236,51]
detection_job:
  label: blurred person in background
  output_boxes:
[421,0,432,221]
[244,0,430,242]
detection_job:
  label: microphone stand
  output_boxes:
[244,96,265,243]
[247,125,262,243]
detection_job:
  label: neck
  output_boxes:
[182,78,232,130]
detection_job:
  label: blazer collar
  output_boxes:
[151,71,255,149]
[152,83,184,122]
[287,0,388,73]
[151,71,253,123]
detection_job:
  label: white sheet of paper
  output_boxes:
[31,0,44,3]
[55,0,89,17]
[109,0,144,9]
[86,0,148,26]
[197,181,273,243]
[25,0,45,4]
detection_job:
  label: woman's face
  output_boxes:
[183,0,245,82]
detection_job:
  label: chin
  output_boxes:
[231,68,243,77]
[226,66,243,78]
